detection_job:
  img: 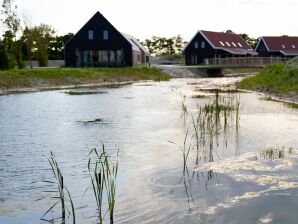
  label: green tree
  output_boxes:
[240,33,258,49]
[1,0,23,68]
[49,33,73,60]
[141,35,186,56]
[32,24,56,67]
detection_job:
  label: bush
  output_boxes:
[0,45,16,70]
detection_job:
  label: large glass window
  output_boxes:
[116,50,122,64]
[109,51,115,63]
[103,51,108,63]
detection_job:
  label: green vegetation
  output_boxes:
[42,152,75,224]
[88,144,119,224]
[239,63,298,93]
[259,145,293,160]
[0,67,170,90]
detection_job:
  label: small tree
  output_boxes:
[1,0,23,68]
[32,24,56,67]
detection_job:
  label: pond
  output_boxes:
[0,78,297,224]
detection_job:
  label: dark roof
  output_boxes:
[201,30,252,50]
[261,36,298,51]
[184,30,255,55]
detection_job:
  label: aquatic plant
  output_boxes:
[41,151,75,224]
[88,143,119,224]
[259,145,294,160]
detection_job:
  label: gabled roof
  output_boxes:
[184,30,255,55]
[65,11,143,53]
[200,30,252,50]
[122,33,141,52]
[255,36,298,56]
[123,34,149,54]
[121,33,150,54]
[261,36,298,51]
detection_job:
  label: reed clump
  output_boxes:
[41,151,75,224]
[88,143,119,224]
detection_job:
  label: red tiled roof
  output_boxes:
[201,30,253,50]
[262,36,298,51]
[280,49,298,56]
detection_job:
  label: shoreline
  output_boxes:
[0,80,152,95]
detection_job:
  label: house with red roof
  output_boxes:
[255,36,298,58]
[183,30,257,65]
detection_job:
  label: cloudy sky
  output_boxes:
[9,0,298,41]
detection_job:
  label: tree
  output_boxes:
[48,33,73,60]
[31,24,56,67]
[1,0,23,68]
[141,35,186,56]
[240,33,258,49]
[0,43,11,70]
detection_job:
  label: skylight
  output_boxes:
[292,45,296,49]
[220,41,225,46]
[282,44,285,49]
[232,42,237,47]
[238,43,242,47]
[225,42,231,46]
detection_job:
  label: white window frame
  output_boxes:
[220,41,225,46]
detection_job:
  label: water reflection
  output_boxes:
[0,78,297,223]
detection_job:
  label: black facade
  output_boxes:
[64,12,133,67]
[255,39,289,57]
[184,33,241,65]
[184,32,215,65]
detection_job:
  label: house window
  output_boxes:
[103,30,109,40]
[225,42,231,47]
[238,43,242,47]
[88,30,94,40]
[293,45,296,49]
[220,41,225,46]
[194,41,198,48]
[232,42,237,47]
[282,44,285,49]
[201,41,205,48]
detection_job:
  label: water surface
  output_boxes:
[0,78,297,223]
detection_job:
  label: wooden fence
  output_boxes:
[207,57,288,66]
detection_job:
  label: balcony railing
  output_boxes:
[207,57,288,66]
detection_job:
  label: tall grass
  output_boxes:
[41,151,75,224]
[88,143,119,224]
[239,63,298,93]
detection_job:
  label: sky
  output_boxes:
[3,0,298,41]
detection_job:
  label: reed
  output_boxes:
[88,143,119,224]
[41,151,75,224]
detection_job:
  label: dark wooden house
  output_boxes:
[183,30,257,65]
[64,12,149,67]
[255,36,298,58]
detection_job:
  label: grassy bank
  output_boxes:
[0,67,170,90]
[239,63,298,93]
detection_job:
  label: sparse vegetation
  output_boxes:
[239,63,298,93]
[41,152,75,224]
[258,145,293,160]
